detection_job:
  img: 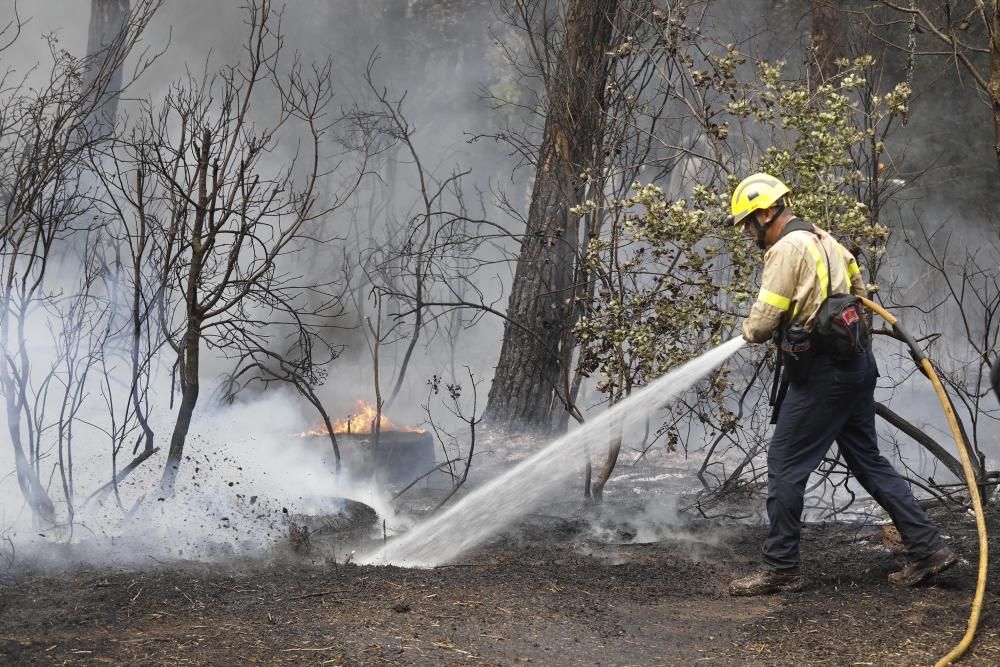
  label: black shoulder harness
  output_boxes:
[774,217,815,244]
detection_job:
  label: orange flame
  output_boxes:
[297,400,424,436]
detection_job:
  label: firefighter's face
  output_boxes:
[742,212,763,241]
[744,208,772,249]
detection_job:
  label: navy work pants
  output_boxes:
[763,350,944,570]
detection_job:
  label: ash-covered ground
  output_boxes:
[1,431,998,665]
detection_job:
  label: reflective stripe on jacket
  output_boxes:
[742,222,866,344]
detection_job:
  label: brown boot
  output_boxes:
[888,546,958,587]
[729,568,805,597]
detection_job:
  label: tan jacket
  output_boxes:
[742,221,866,344]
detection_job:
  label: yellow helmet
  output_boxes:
[730,173,790,225]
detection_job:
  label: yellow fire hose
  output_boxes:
[859,297,988,666]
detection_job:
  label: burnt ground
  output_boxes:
[1,503,999,666]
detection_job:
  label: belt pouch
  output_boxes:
[780,325,814,384]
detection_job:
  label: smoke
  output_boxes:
[0,379,404,568]
[2,0,995,576]
[361,338,746,567]
[0,2,521,443]
[572,495,728,567]
[0,1,515,570]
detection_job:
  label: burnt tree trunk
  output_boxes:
[991,3,1000,179]
[159,130,211,496]
[590,420,622,500]
[2,380,56,523]
[0,234,56,522]
[484,0,619,434]
[160,322,202,495]
[85,0,131,136]
[810,0,847,85]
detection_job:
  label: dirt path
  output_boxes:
[1,507,998,665]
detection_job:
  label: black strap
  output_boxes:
[773,217,815,244]
[774,218,831,326]
[767,217,823,413]
[770,376,789,425]
[769,332,788,425]
[770,330,784,407]
[768,334,788,424]
[776,218,837,295]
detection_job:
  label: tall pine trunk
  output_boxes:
[85,0,131,137]
[810,0,847,85]
[484,0,619,434]
[991,2,1000,179]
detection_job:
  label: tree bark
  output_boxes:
[590,421,622,500]
[991,2,1000,179]
[810,0,847,85]
[3,395,56,523]
[85,0,131,136]
[484,0,619,434]
[159,129,210,496]
[159,323,202,495]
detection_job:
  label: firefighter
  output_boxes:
[727,172,957,596]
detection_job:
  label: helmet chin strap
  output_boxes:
[752,205,785,250]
